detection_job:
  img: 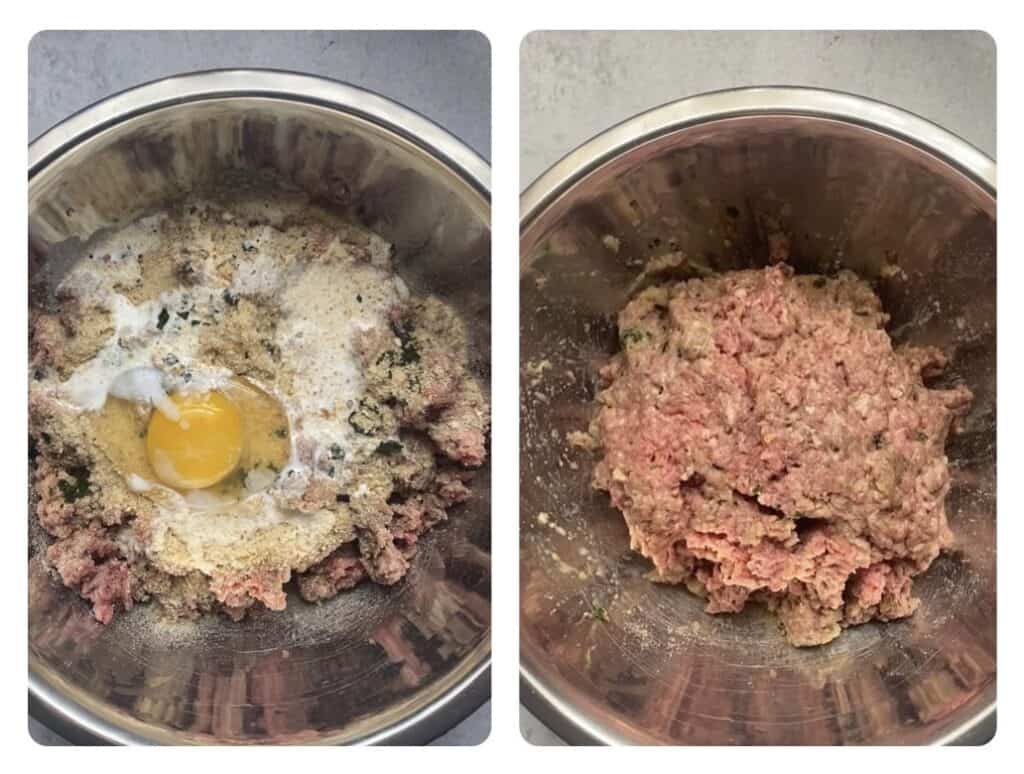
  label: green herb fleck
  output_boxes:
[348,399,383,436]
[156,308,170,330]
[620,328,647,346]
[915,431,929,442]
[391,319,421,364]
[376,440,404,456]
[588,603,609,623]
[222,289,239,307]
[58,472,92,503]
[329,443,344,460]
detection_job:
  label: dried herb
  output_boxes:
[222,289,239,307]
[329,443,344,460]
[348,399,383,436]
[376,440,404,456]
[620,328,647,346]
[156,308,170,330]
[58,471,92,503]
[390,319,420,364]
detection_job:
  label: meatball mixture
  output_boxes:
[29,196,489,624]
[584,264,970,646]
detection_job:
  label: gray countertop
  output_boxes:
[521,30,995,188]
[29,30,490,159]
[28,29,490,747]
[518,29,995,745]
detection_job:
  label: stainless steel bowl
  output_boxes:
[520,87,995,745]
[29,70,490,745]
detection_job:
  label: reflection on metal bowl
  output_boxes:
[520,87,994,746]
[29,70,491,745]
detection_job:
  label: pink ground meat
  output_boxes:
[46,526,133,625]
[589,264,971,646]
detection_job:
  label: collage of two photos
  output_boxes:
[26,29,996,747]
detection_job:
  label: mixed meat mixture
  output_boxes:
[29,195,488,624]
[580,263,970,646]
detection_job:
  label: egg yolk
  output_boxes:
[146,391,243,490]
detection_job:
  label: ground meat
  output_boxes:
[296,546,367,602]
[296,469,473,601]
[30,196,488,624]
[589,264,971,646]
[46,525,133,624]
[359,297,489,468]
[208,567,290,612]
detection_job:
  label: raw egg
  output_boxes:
[146,391,243,489]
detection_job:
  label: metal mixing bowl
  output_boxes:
[29,70,490,745]
[520,87,994,745]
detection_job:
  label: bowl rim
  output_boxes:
[518,85,996,746]
[521,85,994,232]
[28,68,491,746]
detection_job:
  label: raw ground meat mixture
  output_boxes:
[29,195,488,624]
[583,263,971,646]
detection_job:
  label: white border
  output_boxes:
[1,2,1017,768]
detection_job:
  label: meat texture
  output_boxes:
[589,264,970,646]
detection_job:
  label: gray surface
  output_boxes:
[28,29,490,747]
[29,30,490,159]
[518,29,996,745]
[520,707,566,746]
[521,30,995,187]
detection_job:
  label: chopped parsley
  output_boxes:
[619,328,647,346]
[222,289,239,307]
[915,431,929,443]
[58,471,92,503]
[391,319,421,364]
[156,308,170,330]
[348,399,384,436]
[376,440,404,456]
[588,602,610,623]
[329,443,345,460]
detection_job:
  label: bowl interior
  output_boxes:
[520,114,994,745]
[30,95,491,744]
